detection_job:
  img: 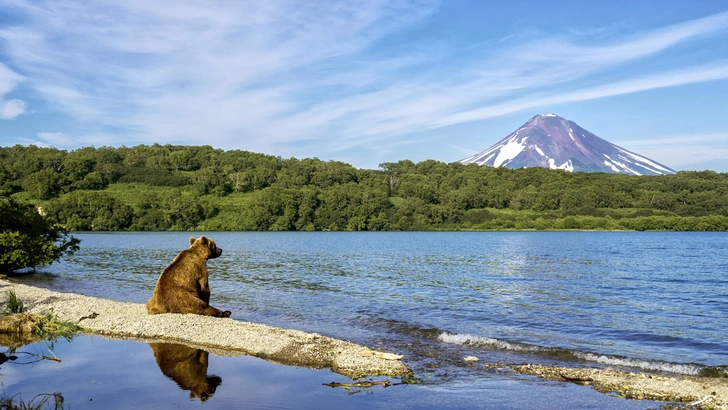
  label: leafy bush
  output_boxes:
[0,197,80,273]
[33,309,81,339]
[116,166,190,186]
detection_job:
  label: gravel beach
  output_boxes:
[0,280,411,379]
[509,364,728,409]
[2,279,727,409]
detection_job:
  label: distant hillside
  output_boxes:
[1,144,726,232]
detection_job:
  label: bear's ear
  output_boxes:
[199,236,209,245]
[189,237,196,246]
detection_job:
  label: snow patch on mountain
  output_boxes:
[616,148,674,174]
[603,154,641,175]
[493,136,528,167]
[534,145,545,157]
[549,158,574,172]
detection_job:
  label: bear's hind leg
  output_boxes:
[202,306,231,318]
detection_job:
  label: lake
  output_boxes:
[4,231,728,409]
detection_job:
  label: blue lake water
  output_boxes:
[6,231,728,408]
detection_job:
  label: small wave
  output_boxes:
[437,332,707,376]
[438,332,543,352]
[572,352,704,375]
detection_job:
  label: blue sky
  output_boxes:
[1,0,727,171]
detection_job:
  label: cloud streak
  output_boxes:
[0,62,26,119]
[0,1,727,166]
[0,99,26,119]
[437,63,728,127]
[615,133,728,169]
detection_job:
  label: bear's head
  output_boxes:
[189,236,223,259]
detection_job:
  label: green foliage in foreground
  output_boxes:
[31,310,81,340]
[1,144,727,232]
[0,392,65,410]
[0,293,75,410]
[0,197,80,273]
[4,290,24,314]
[2,291,81,340]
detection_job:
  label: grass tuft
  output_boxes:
[0,392,65,410]
[4,290,24,314]
[2,291,80,341]
[33,310,81,340]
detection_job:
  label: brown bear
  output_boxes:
[146,236,231,318]
[150,342,222,401]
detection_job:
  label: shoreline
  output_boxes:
[2,280,728,408]
[0,280,411,379]
[507,364,728,408]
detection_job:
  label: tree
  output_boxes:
[193,166,229,196]
[23,169,61,200]
[44,191,134,231]
[0,197,80,273]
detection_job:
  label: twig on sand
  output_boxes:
[687,395,712,407]
[323,380,391,388]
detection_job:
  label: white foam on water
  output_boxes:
[438,332,541,352]
[438,332,706,376]
[573,352,703,376]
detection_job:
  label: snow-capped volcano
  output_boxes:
[461,114,675,175]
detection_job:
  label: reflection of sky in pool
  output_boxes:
[1,336,659,409]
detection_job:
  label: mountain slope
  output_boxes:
[461,114,676,175]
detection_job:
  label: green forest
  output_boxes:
[1,144,727,231]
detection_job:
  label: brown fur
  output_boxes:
[146,236,231,318]
[150,342,222,401]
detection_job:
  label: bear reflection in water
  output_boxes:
[149,342,222,401]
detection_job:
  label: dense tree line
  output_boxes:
[1,144,727,231]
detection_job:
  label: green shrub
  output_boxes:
[0,198,79,273]
[4,290,24,314]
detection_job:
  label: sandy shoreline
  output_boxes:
[0,280,411,379]
[2,280,728,408]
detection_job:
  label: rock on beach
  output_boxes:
[0,280,411,379]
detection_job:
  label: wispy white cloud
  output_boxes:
[510,10,728,66]
[0,99,26,119]
[36,132,74,146]
[0,1,727,164]
[35,131,123,147]
[0,62,26,119]
[615,133,728,169]
[437,63,728,126]
[0,62,23,95]
[0,0,441,149]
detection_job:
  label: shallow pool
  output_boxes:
[1,335,663,409]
